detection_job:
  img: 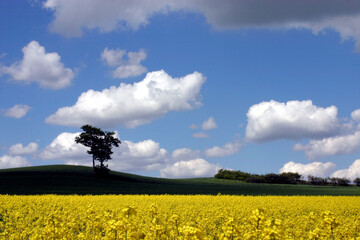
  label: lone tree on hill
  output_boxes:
[75,124,121,175]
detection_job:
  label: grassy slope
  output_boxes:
[1,165,360,195]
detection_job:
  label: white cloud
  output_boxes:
[43,0,360,51]
[332,159,360,181]
[245,100,340,142]
[46,70,205,128]
[101,48,126,67]
[110,139,168,171]
[39,132,88,161]
[38,131,225,177]
[3,104,31,119]
[279,161,336,179]
[160,158,220,178]
[205,138,242,157]
[171,148,201,162]
[39,132,169,172]
[202,116,217,130]
[101,48,147,79]
[112,64,146,79]
[43,0,187,37]
[293,130,360,160]
[192,132,209,138]
[8,142,38,156]
[0,155,31,169]
[352,109,360,122]
[1,41,74,89]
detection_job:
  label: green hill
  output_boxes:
[1,165,360,195]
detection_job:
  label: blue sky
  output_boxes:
[1,0,360,179]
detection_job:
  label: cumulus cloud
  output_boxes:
[38,130,225,177]
[205,138,243,157]
[39,132,169,172]
[192,132,209,138]
[101,47,147,79]
[46,70,205,128]
[8,142,38,156]
[3,104,31,119]
[202,116,217,130]
[39,132,88,161]
[43,0,360,51]
[352,109,360,122]
[160,158,220,178]
[332,159,360,181]
[293,130,360,160]
[245,100,340,142]
[1,41,74,89]
[171,148,201,162]
[279,161,336,179]
[0,155,31,169]
[110,139,168,171]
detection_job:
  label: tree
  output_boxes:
[75,124,121,175]
[279,172,302,184]
[329,177,351,186]
[354,178,360,186]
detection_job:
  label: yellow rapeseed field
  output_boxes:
[1,195,360,239]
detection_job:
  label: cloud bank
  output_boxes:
[39,132,168,172]
[39,132,88,161]
[332,159,360,181]
[38,131,221,178]
[0,155,31,169]
[281,159,360,181]
[110,139,168,171]
[8,142,38,156]
[46,70,205,128]
[44,0,360,51]
[160,158,220,178]
[293,130,360,160]
[279,161,336,179]
[171,148,201,162]
[1,41,74,89]
[245,100,340,142]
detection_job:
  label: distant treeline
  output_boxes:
[214,169,360,186]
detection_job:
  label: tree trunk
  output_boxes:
[92,155,95,175]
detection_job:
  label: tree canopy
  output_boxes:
[75,124,121,175]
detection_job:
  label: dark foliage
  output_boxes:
[215,169,301,184]
[308,175,329,185]
[307,176,350,186]
[246,174,265,183]
[75,124,120,176]
[214,169,250,181]
[279,172,302,183]
[354,178,360,186]
[215,169,351,186]
[329,177,351,186]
